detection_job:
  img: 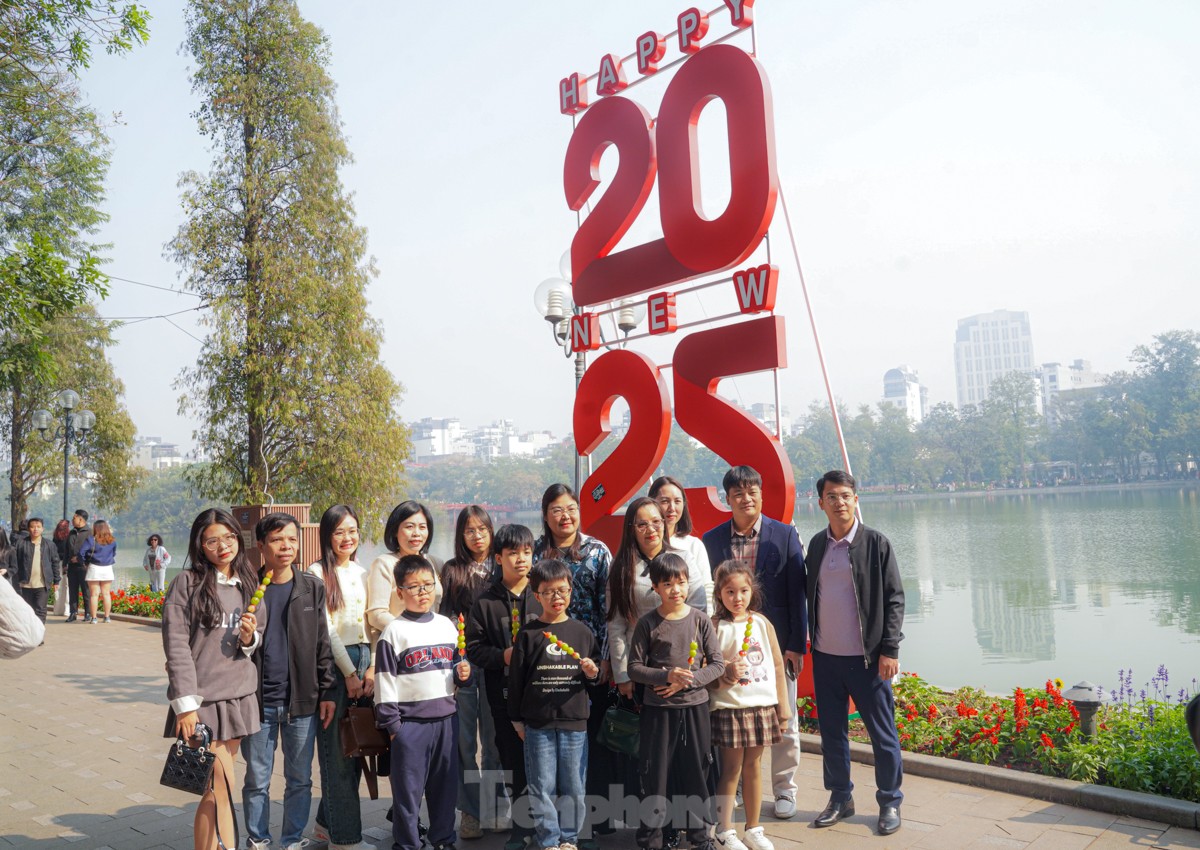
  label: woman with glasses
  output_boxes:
[532,483,614,847]
[439,506,502,839]
[366,500,443,650]
[143,533,173,593]
[308,505,375,850]
[162,508,262,850]
[607,497,709,699]
[649,476,713,613]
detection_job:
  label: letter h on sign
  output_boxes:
[559,72,588,115]
[571,313,601,352]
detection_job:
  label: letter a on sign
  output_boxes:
[596,53,627,96]
[571,313,601,352]
[732,264,779,313]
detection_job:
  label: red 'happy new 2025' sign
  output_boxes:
[557,1,795,549]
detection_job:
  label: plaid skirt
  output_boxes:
[712,705,782,749]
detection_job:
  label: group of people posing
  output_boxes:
[162,465,905,850]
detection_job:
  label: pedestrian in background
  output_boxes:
[144,533,172,593]
[81,519,117,624]
[14,518,60,623]
[65,510,90,622]
[51,520,71,616]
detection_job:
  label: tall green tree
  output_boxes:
[982,371,1044,485]
[170,0,409,524]
[1129,330,1200,476]
[2,304,142,524]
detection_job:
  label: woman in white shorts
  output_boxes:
[80,520,118,623]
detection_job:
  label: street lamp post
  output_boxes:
[32,389,95,521]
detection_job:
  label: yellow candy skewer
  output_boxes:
[511,605,520,644]
[457,614,467,659]
[245,572,272,614]
[687,640,698,667]
[542,630,582,661]
[739,615,753,685]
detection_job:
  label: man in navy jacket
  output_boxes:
[703,465,807,820]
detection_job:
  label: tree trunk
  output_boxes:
[8,381,28,527]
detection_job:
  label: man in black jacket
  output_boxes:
[65,510,90,622]
[240,512,336,850]
[805,470,905,837]
[14,517,61,623]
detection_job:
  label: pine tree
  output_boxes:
[170,0,410,525]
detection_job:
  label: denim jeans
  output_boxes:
[457,681,504,821]
[241,704,318,846]
[316,643,369,844]
[524,726,588,849]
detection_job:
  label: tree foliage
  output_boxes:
[2,303,142,524]
[170,0,409,526]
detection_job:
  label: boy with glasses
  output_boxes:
[508,559,600,850]
[376,554,473,850]
[466,525,542,850]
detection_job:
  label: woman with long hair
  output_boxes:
[162,508,262,850]
[365,500,442,647]
[439,505,501,838]
[607,497,709,699]
[532,482,614,845]
[80,520,117,624]
[649,475,713,612]
[308,505,374,850]
[51,520,71,616]
[143,533,173,593]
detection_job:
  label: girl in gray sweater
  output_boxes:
[162,508,263,850]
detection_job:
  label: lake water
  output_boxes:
[112,485,1200,696]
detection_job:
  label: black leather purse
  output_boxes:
[598,695,641,757]
[160,723,216,795]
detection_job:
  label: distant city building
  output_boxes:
[411,417,557,463]
[133,436,188,471]
[954,309,1036,408]
[749,402,792,437]
[1039,359,1103,421]
[881,365,928,424]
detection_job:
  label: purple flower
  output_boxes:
[1148,704,1156,723]
[1159,664,1169,685]
[1180,688,1187,702]
[1140,689,1147,701]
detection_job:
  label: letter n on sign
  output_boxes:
[571,313,601,352]
[732,264,779,313]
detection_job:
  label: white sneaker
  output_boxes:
[248,840,271,850]
[286,840,327,850]
[715,829,748,850]
[772,795,796,819]
[742,827,774,850]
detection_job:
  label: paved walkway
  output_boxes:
[2,618,1199,849]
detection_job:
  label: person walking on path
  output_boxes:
[144,533,172,593]
[240,511,337,850]
[80,520,117,624]
[308,505,376,850]
[51,520,71,616]
[65,510,90,621]
[162,508,263,850]
[702,466,807,820]
[14,517,60,624]
[805,470,906,836]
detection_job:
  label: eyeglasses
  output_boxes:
[464,527,491,539]
[536,589,572,599]
[202,534,239,552]
[548,505,579,518]
[635,519,664,532]
[823,492,856,504]
[400,582,437,595]
[332,528,360,539]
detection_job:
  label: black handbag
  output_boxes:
[598,696,641,757]
[159,723,238,849]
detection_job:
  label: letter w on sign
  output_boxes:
[732,264,779,313]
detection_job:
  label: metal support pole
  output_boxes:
[573,349,586,493]
[62,411,71,522]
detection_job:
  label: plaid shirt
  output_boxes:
[534,533,612,659]
[729,514,764,570]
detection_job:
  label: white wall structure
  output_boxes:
[954,310,1036,408]
[881,365,927,423]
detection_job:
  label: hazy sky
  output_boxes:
[79,1,1200,450]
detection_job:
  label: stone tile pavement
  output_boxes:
[2,618,1198,849]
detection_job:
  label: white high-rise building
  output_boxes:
[1039,359,1102,421]
[954,310,1035,408]
[881,366,927,423]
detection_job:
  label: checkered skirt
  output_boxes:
[711,704,782,749]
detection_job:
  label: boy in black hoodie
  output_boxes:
[466,524,542,850]
[509,558,600,850]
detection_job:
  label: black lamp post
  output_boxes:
[31,389,95,521]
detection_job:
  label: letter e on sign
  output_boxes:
[648,292,677,334]
[677,8,709,54]
[636,31,667,75]
[732,264,778,313]
[571,313,601,352]
[596,53,627,96]
[559,72,588,115]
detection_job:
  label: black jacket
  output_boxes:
[14,537,61,587]
[465,578,543,713]
[66,527,89,570]
[805,523,904,667]
[252,569,337,719]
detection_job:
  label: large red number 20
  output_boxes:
[564,44,777,307]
